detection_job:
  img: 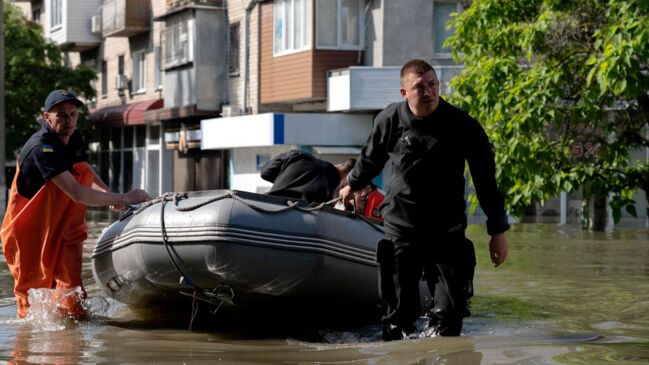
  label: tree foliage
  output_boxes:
[4,2,96,159]
[447,0,649,224]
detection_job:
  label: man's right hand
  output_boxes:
[124,189,150,205]
[339,185,355,206]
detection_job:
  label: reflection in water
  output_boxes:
[0,223,647,364]
[8,323,87,365]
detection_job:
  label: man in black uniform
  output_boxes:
[340,59,509,339]
[261,150,355,203]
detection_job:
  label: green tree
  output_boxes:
[4,2,96,159]
[447,0,649,230]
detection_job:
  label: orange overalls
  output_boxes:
[1,162,94,318]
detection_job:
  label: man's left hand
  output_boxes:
[489,233,508,267]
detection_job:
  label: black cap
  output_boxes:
[44,89,83,112]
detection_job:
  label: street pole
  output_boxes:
[0,0,7,217]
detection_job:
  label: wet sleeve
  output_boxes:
[466,118,510,235]
[32,144,69,182]
[348,117,391,191]
[260,150,296,183]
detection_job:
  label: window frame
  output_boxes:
[229,22,241,75]
[50,0,63,30]
[164,19,195,69]
[154,46,163,90]
[273,0,312,57]
[432,0,460,58]
[132,50,147,94]
[315,0,365,51]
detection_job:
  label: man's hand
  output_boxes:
[109,204,126,212]
[339,185,356,207]
[124,189,150,205]
[489,233,508,267]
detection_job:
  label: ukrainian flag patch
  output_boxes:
[42,145,54,153]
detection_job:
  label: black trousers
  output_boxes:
[377,232,476,336]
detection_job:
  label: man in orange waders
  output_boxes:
[1,89,150,319]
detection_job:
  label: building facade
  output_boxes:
[12,0,647,226]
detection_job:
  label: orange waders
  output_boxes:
[1,162,94,318]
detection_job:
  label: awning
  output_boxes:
[87,104,127,128]
[88,99,163,128]
[144,104,220,123]
[124,99,164,125]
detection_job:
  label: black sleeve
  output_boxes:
[68,129,89,163]
[348,115,392,191]
[260,150,299,183]
[466,118,510,235]
[31,144,70,182]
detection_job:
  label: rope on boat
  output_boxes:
[159,196,236,311]
[169,190,341,214]
[144,190,383,315]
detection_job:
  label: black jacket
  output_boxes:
[348,98,510,237]
[261,150,340,203]
[17,122,88,199]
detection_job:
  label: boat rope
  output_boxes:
[167,190,341,214]
[160,195,235,311]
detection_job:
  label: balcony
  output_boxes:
[166,0,225,9]
[46,0,101,51]
[102,0,150,38]
[327,65,463,112]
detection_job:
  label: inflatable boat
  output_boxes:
[91,190,398,321]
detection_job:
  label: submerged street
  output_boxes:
[0,221,647,364]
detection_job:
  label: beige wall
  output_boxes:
[96,0,166,109]
[227,0,260,114]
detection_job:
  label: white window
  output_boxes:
[50,0,62,28]
[132,51,146,93]
[316,0,364,50]
[164,20,194,68]
[154,46,163,90]
[433,1,458,55]
[273,0,311,56]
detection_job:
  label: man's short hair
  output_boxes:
[400,59,436,86]
[340,158,356,172]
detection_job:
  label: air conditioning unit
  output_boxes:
[91,15,102,35]
[221,105,241,117]
[115,75,129,90]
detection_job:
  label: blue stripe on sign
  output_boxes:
[273,114,285,144]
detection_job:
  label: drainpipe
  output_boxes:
[242,0,264,115]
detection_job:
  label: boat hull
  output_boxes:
[92,190,399,319]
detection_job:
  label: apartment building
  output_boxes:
[201,0,466,193]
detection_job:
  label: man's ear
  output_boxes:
[400,88,407,98]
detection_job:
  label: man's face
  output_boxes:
[400,70,440,117]
[43,102,78,142]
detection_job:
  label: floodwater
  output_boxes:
[0,220,648,365]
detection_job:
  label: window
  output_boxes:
[316,0,363,50]
[229,23,240,74]
[50,0,62,28]
[433,1,457,55]
[32,8,41,23]
[118,55,125,76]
[273,0,311,56]
[154,46,163,90]
[164,20,194,68]
[101,60,108,96]
[132,51,146,93]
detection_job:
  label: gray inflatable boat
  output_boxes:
[92,190,396,320]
